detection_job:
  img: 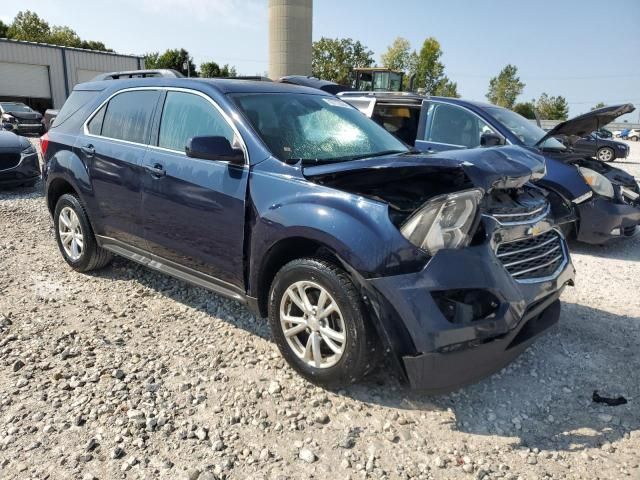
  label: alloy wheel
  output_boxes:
[598,148,613,162]
[279,280,346,369]
[58,206,84,261]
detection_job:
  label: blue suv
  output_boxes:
[42,77,574,391]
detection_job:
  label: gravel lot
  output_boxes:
[0,140,639,480]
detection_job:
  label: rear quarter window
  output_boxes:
[52,91,100,128]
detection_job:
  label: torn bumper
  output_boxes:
[364,233,575,393]
[576,196,640,244]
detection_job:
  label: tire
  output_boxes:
[268,258,377,388]
[596,147,615,162]
[631,135,639,142]
[54,193,112,272]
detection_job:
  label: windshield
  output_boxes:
[1,103,34,113]
[485,106,566,150]
[231,93,408,163]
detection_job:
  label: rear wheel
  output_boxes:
[597,147,615,162]
[631,135,639,142]
[54,194,112,272]
[268,258,377,388]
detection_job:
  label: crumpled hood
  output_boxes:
[4,110,42,121]
[303,145,546,192]
[535,103,635,147]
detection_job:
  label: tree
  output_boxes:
[0,20,9,38]
[513,102,537,119]
[48,26,82,47]
[536,93,569,120]
[79,40,113,52]
[8,10,50,43]
[433,77,460,98]
[312,37,374,85]
[145,49,197,76]
[591,102,606,111]
[486,64,525,109]
[381,37,411,72]
[200,62,237,78]
[410,37,446,95]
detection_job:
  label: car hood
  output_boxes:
[303,145,546,193]
[4,110,42,121]
[535,103,635,147]
[0,131,28,152]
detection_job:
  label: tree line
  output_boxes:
[0,10,112,52]
[312,36,608,121]
[144,49,238,79]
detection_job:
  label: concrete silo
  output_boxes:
[268,0,313,80]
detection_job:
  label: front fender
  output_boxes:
[539,156,591,201]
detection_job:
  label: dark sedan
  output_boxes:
[0,102,45,136]
[0,131,40,187]
[573,132,629,162]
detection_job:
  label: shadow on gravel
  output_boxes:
[90,257,639,454]
[569,236,640,262]
[0,180,44,199]
[339,302,639,453]
[88,257,272,341]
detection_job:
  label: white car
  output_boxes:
[626,128,640,141]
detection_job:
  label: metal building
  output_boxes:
[268,0,313,80]
[0,38,143,112]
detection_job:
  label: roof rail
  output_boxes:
[338,91,423,99]
[225,76,273,82]
[91,69,185,81]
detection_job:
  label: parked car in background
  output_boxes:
[42,76,574,391]
[340,93,640,243]
[626,128,640,141]
[572,132,629,162]
[0,102,45,135]
[0,130,40,187]
[42,109,59,131]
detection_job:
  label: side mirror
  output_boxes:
[185,136,244,165]
[480,132,506,147]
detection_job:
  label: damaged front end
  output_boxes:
[304,146,575,392]
[548,151,640,242]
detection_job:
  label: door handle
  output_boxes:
[145,163,166,177]
[80,144,95,157]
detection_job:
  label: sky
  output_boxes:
[2,0,639,121]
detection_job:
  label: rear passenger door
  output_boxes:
[416,101,495,154]
[141,90,249,289]
[80,89,160,248]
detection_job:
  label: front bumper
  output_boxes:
[5,122,45,135]
[576,196,640,244]
[363,222,575,392]
[0,152,41,186]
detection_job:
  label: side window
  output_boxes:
[101,90,159,144]
[425,103,494,149]
[157,91,234,152]
[87,104,106,135]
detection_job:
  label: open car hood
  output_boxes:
[303,145,546,193]
[534,103,635,147]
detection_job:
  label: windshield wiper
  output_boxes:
[337,150,408,161]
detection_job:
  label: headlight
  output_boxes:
[579,167,614,198]
[21,144,36,155]
[400,189,483,255]
[1,113,16,123]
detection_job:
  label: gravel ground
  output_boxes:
[0,140,638,480]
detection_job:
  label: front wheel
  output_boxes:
[630,135,639,142]
[597,147,615,162]
[268,258,377,388]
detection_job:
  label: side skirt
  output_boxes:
[96,235,247,303]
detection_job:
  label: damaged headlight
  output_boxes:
[579,167,614,199]
[400,189,483,255]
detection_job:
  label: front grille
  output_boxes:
[496,230,566,281]
[491,203,550,224]
[0,153,21,171]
